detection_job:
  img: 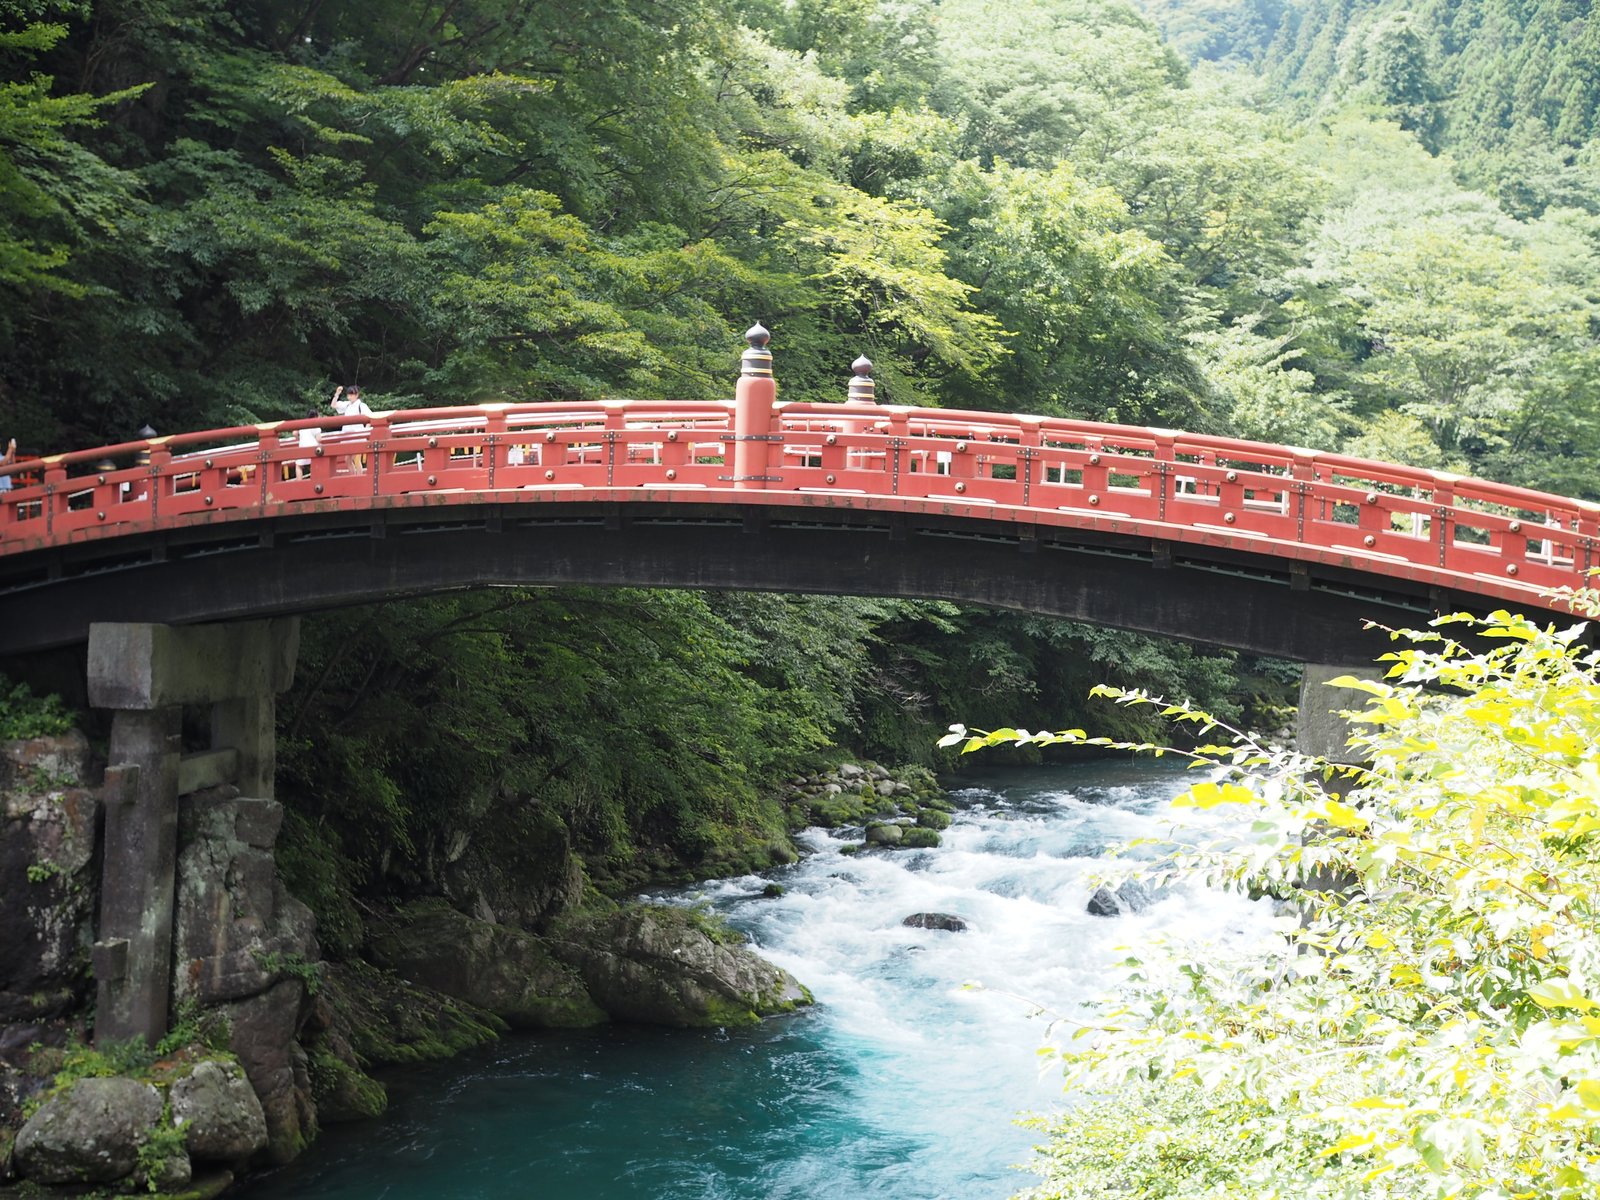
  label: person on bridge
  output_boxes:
[291,408,322,480]
[331,384,372,470]
[0,437,15,493]
[332,384,371,429]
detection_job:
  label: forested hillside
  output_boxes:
[4,0,1598,927]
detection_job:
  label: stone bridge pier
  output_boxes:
[1296,662,1372,769]
[87,619,299,1047]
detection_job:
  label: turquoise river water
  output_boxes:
[238,760,1268,1200]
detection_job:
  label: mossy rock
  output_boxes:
[900,828,942,849]
[306,1046,387,1123]
[916,809,952,831]
[550,904,811,1028]
[320,961,505,1068]
[367,901,607,1030]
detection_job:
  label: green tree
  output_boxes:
[953,596,1600,1198]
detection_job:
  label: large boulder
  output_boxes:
[172,792,318,1008]
[367,901,606,1029]
[173,791,322,1166]
[552,906,812,1028]
[13,1075,164,1183]
[0,732,98,1023]
[170,1058,269,1167]
[219,980,316,1166]
[314,959,504,1070]
[434,805,587,932]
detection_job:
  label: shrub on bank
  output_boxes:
[953,598,1600,1198]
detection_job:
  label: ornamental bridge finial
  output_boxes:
[848,355,875,404]
[741,323,772,379]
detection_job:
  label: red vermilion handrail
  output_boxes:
[0,401,1594,614]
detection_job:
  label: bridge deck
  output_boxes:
[0,402,1592,655]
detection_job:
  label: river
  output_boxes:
[238,759,1268,1200]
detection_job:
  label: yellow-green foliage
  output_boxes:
[958,595,1600,1199]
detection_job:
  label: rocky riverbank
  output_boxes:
[0,734,937,1197]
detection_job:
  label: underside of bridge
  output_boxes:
[0,499,1472,663]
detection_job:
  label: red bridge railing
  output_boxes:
[3,358,1596,616]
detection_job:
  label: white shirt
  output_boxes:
[333,396,372,433]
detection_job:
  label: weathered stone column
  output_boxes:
[1295,661,1376,903]
[1296,661,1374,766]
[93,708,182,1045]
[88,619,299,1046]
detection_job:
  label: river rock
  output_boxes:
[436,804,586,933]
[14,1075,163,1183]
[170,1058,269,1166]
[1086,879,1161,917]
[901,913,968,932]
[141,1142,193,1192]
[368,901,605,1029]
[172,792,317,1007]
[864,822,903,846]
[0,732,98,1023]
[219,979,317,1165]
[315,959,504,1072]
[553,906,812,1028]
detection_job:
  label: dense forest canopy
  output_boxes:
[5,0,1598,487]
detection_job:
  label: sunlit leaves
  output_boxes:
[992,597,1600,1199]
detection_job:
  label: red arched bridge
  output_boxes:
[1,346,1593,662]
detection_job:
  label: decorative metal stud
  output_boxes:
[826,434,837,446]
[428,437,438,448]
[825,474,836,484]
[1507,564,1519,575]
[665,469,677,481]
[955,482,967,493]
[956,441,968,453]
[1363,535,1376,547]
[314,484,324,494]
[204,496,213,505]
[1088,494,1100,506]
[1509,520,1522,533]
[427,475,436,486]
[1366,492,1379,504]
[1224,512,1236,524]
[96,512,105,521]
[667,431,678,442]
[545,469,555,481]
[1226,470,1238,483]
[1088,453,1101,465]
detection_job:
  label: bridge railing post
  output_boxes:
[731,323,775,490]
[145,441,172,512]
[1432,476,1455,569]
[1577,506,1600,577]
[483,407,508,487]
